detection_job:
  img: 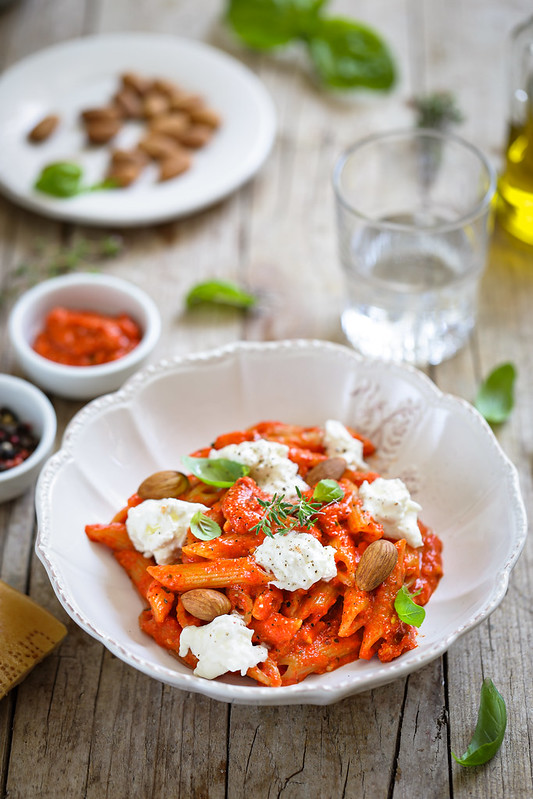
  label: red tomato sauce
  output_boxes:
[33,306,142,366]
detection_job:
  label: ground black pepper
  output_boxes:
[0,406,39,472]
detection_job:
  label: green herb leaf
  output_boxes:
[313,479,344,503]
[411,91,464,131]
[394,584,426,627]
[251,493,295,537]
[34,162,118,198]
[475,363,516,424]
[189,511,223,541]
[306,17,396,90]
[452,679,507,766]
[226,0,325,50]
[251,487,328,537]
[35,162,85,197]
[182,455,250,487]
[186,280,256,310]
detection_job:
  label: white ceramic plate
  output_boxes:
[0,33,276,226]
[35,340,527,706]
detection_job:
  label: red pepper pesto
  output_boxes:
[33,306,141,366]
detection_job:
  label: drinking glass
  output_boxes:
[333,129,496,366]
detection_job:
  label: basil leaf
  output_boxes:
[35,162,85,197]
[453,679,507,766]
[34,162,118,198]
[226,0,325,50]
[181,455,250,487]
[186,280,256,310]
[475,363,516,424]
[189,511,223,541]
[313,479,344,503]
[306,17,396,90]
[394,584,425,627]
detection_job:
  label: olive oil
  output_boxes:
[497,112,533,244]
[496,14,533,244]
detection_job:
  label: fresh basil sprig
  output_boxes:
[453,679,507,766]
[313,479,344,503]
[35,161,116,198]
[182,455,250,487]
[475,363,516,424]
[226,0,395,91]
[186,280,256,310]
[394,585,425,627]
[190,511,223,541]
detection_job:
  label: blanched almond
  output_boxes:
[355,539,398,592]
[137,470,190,500]
[306,457,347,486]
[28,114,59,142]
[181,589,231,622]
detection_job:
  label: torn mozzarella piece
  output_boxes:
[254,530,337,591]
[210,438,308,501]
[359,477,423,548]
[178,612,268,680]
[126,497,208,564]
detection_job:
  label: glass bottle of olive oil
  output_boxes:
[496,15,533,245]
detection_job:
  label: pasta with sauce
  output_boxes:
[85,420,443,686]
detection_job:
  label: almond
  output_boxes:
[28,114,59,142]
[137,470,190,500]
[177,123,212,149]
[143,90,170,119]
[159,150,192,181]
[152,77,181,98]
[169,92,204,113]
[306,457,347,486]
[81,106,121,124]
[113,87,144,119]
[85,118,121,144]
[355,539,398,592]
[181,589,231,622]
[138,132,180,160]
[110,148,147,167]
[107,162,143,188]
[121,71,153,97]
[188,106,221,128]
[149,112,189,139]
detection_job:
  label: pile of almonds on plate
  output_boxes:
[27,71,221,185]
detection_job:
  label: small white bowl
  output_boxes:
[0,373,56,503]
[8,273,161,400]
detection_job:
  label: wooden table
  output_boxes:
[1,1,532,797]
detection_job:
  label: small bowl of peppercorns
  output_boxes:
[0,373,56,503]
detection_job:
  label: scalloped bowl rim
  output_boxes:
[35,340,528,705]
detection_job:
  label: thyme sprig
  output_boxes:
[0,235,123,308]
[251,486,335,538]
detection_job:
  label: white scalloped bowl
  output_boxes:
[35,340,527,705]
